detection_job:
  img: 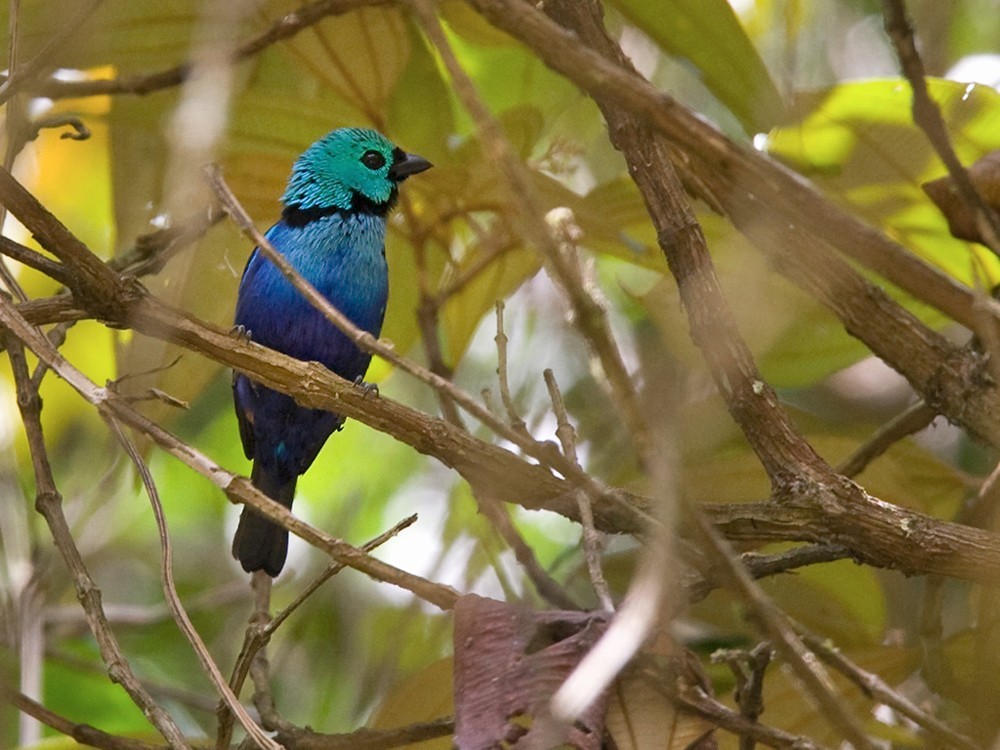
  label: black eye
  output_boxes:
[361,150,385,170]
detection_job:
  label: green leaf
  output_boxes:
[44,647,151,737]
[607,0,785,132]
[576,177,663,270]
[440,243,540,364]
[768,78,1000,286]
[274,5,412,120]
[439,16,582,133]
[0,1,200,71]
[759,644,920,745]
[689,553,889,649]
[388,25,456,155]
[640,214,870,388]
[679,394,964,520]
[369,658,454,749]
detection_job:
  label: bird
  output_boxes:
[231,127,431,576]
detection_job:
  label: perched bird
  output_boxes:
[232,127,431,576]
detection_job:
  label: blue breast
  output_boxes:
[235,214,389,375]
[233,212,389,475]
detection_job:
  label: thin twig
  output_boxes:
[0,0,103,103]
[277,716,455,750]
[836,401,937,478]
[410,244,572,606]
[432,230,520,305]
[27,114,91,142]
[271,514,418,633]
[217,573,272,750]
[105,418,279,750]
[671,682,829,750]
[5,688,162,750]
[0,0,30,305]
[493,300,529,435]
[684,502,878,750]
[46,648,220,714]
[0,235,72,285]
[544,208,653,467]
[217,517,419,744]
[679,543,856,606]
[244,570,291,736]
[476,492,579,609]
[798,630,979,750]
[417,295,465,427]
[223,514,420,728]
[250,645,292,733]
[110,207,226,276]
[0,206,224,362]
[712,643,773,750]
[479,304,578,608]
[410,213,465,428]
[551,532,671,723]
[968,456,1000,530]
[543,368,614,612]
[551,400,682,724]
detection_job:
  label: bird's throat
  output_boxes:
[282,188,396,227]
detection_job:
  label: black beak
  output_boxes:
[389,151,433,181]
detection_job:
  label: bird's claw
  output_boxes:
[353,375,379,398]
[230,324,252,342]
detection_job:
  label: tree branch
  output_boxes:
[106,418,279,750]
[0,293,462,611]
[3,331,191,749]
[462,0,1000,451]
[1,151,1000,589]
[5,688,163,750]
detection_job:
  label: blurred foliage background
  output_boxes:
[3,0,1000,747]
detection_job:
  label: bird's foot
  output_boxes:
[353,375,379,398]
[230,324,252,342]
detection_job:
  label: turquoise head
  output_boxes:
[281,128,431,216]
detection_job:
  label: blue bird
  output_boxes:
[232,127,431,576]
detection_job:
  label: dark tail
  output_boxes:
[232,463,297,576]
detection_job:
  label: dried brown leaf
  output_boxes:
[923,149,1000,244]
[453,595,610,749]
